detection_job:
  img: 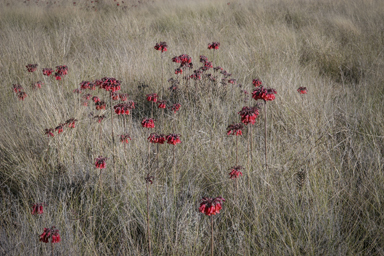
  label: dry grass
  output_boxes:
[1,0,384,255]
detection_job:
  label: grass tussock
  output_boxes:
[1,0,384,255]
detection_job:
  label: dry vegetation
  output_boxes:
[1,0,384,255]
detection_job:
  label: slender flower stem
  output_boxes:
[211,215,214,256]
[146,181,152,256]
[264,101,268,169]
[151,101,154,119]
[110,93,116,182]
[161,52,164,99]
[236,135,238,165]
[51,242,54,256]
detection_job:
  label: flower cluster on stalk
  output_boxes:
[39,226,60,243]
[169,103,181,113]
[154,42,167,52]
[208,42,220,50]
[146,93,158,102]
[120,134,131,144]
[141,118,155,128]
[227,123,244,136]
[229,166,243,179]
[114,103,131,115]
[42,68,53,76]
[147,133,166,144]
[297,87,308,94]
[55,65,68,80]
[95,156,107,169]
[238,106,259,125]
[199,197,225,216]
[166,134,181,145]
[157,100,167,109]
[26,64,38,72]
[252,86,277,102]
[31,203,45,215]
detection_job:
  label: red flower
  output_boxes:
[120,134,131,144]
[31,203,45,215]
[16,91,27,101]
[229,166,243,179]
[95,156,107,169]
[252,79,262,87]
[101,77,121,92]
[228,78,236,84]
[252,86,277,102]
[45,128,55,137]
[26,64,38,72]
[172,54,192,65]
[297,87,308,94]
[94,115,105,123]
[227,123,243,136]
[166,134,181,145]
[169,103,181,113]
[55,65,68,80]
[154,42,168,52]
[157,100,167,109]
[199,197,225,216]
[55,124,64,134]
[80,81,91,90]
[114,103,130,115]
[146,93,158,103]
[95,100,106,110]
[175,68,183,75]
[208,42,220,50]
[147,133,166,144]
[32,81,43,89]
[92,96,100,103]
[12,84,23,93]
[238,106,259,125]
[40,226,60,244]
[65,118,77,128]
[141,118,155,128]
[42,68,53,76]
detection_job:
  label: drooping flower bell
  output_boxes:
[31,203,45,215]
[157,100,167,109]
[65,118,78,128]
[146,93,158,103]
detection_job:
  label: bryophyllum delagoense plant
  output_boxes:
[147,133,165,144]
[229,166,243,179]
[199,196,225,256]
[169,103,181,113]
[32,81,43,89]
[26,64,38,72]
[31,203,45,215]
[17,91,27,101]
[55,124,64,134]
[65,118,77,128]
[45,128,55,137]
[227,123,244,136]
[142,118,155,129]
[252,78,262,87]
[114,103,131,115]
[42,68,53,76]
[238,106,259,125]
[157,100,167,109]
[120,134,131,144]
[39,226,61,243]
[252,86,277,102]
[154,41,167,52]
[95,100,106,110]
[208,42,220,50]
[166,134,181,145]
[95,156,107,169]
[94,115,105,123]
[92,96,100,103]
[12,84,23,93]
[54,65,68,80]
[297,87,308,94]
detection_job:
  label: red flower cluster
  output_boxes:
[114,103,131,115]
[158,100,167,109]
[208,42,220,50]
[169,103,181,113]
[238,106,259,125]
[120,134,131,143]
[213,66,223,72]
[95,100,106,110]
[26,64,38,72]
[147,133,166,144]
[17,91,27,101]
[297,87,308,94]
[42,68,53,76]
[252,79,262,87]
[94,115,105,123]
[229,166,243,179]
[166,134,181,145]
[55,124,64,134]
[228,78,236,84]
[80,81,92,90]
[12,84,23,93]
[31,203,45,215]
[55,65,68,80]
[227,123,243,136]
[111,92,119,101]
[199,197,225,216]
[200,55,208,63]
[141,118,155,128]
[100,77,121,92]
[172,54,192,66]
[146,93,158,102]
[95,156,107,169]
[44,128,55,137]
[92,96,100,103]
[145,173,154,184]
[32,81,43,89]
[65,118,78,128]
[40,226,61,243]
[154,41,168,52]
[175,68,183,74]
[252,86,277,102]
